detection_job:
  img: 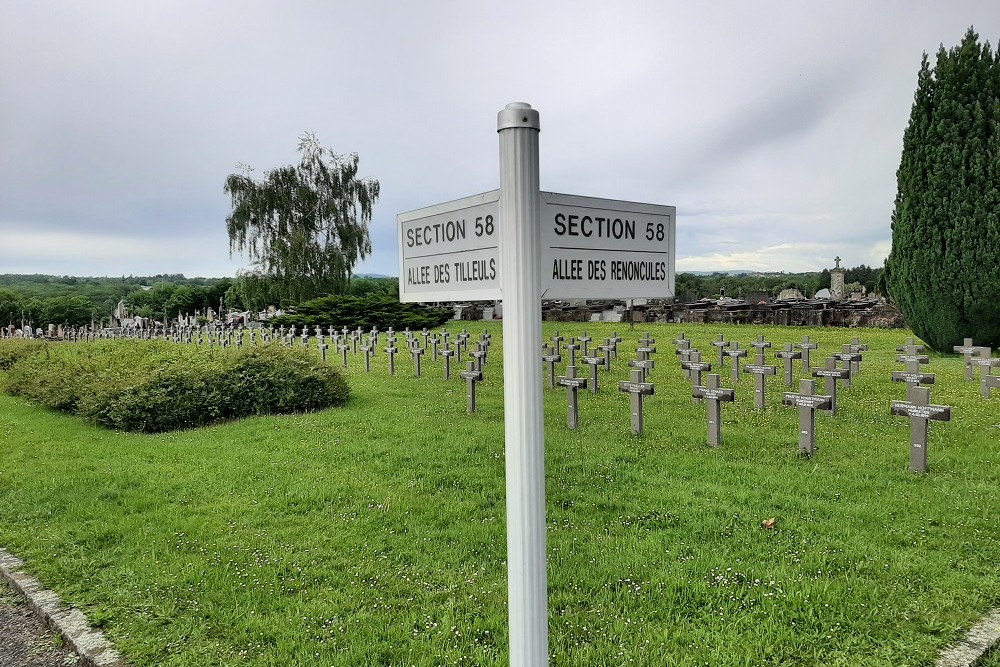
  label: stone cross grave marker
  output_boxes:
[471,343,488,372]
[795,335,819,371]
[681,351,712,403]
[743,352,777,409]
[578,331,591,356]
[969,348,1000,383]
[896,337,924,353]
[459,361,484,413]
[692,374,735,447]
[891,385,952,473]
[361,339,373,373]
[751,334,771,357]
[619,368,654,434]
[610,332,622,359]
[675,339,694,379]
[564,337,580,367]
[597,339,614,372]
[550,331,564,352]
[421,328,430,350]
[386,339,398,376]
[892,345,933,388]
[812,357,850,416]
[782,379,832,458]
[834,344,862,387]
[775,343,801,386]
[581,354,605,393]
[556,365,588,429]
[541,344,562,389]
[440,345,455,380]
[952,338,984,381]
[339,341,350,368]
[411,345,424,377]
[725,342,748,384]
[431,335,440,362]
[318,335,328,363]
[628,356,654,383]
[982,364,1000,398]
[711,334,731,368]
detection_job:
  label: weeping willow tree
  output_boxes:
[224,133,380,307]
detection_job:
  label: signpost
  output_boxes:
[398,196,675,302]
[397,103,676,667]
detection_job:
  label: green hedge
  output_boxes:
[0,339,48,371]
[269,294,452,331]
[5,341,350,433]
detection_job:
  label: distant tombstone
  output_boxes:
[581,354,605,393]
[597,339,614,372]
[431,335,440,361]
[541,345,562,389]
[680,351,712,402]
[471,343,488,372]
[743,352,777,409]
[795,336,819,371]
[692,374,735,447]
[782,379,832,458]
[774,343,802,386]
[618,369,654,434]
[891,385,952,473]
[459,361,484,413]
[812,357,851,416]
[710,334,731,367]
[318,336,328,362]
[338,342,350,368]
[556,365,587,429]
[725,342,748,384]
[577,332,591,356]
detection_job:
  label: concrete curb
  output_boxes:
[2,546,998,666]
[0,547,126,667]
[937,608,1000,667]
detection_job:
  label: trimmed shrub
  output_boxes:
[6,341,350,433]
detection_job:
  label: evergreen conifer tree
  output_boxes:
[886,27,1000,351]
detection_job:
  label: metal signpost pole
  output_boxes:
[497,102,548,666]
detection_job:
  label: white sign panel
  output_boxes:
[398,190,501,302]
[540,192,675,300]
[397,191,675,302]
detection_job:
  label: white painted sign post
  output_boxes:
[397,103,676,666]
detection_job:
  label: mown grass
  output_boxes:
[1,322,998,666]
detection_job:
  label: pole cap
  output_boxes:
[497,102,540,132]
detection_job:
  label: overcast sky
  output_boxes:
[2,1,998,280]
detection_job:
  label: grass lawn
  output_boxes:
[1,322,998,666]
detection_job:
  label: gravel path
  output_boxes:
[0,586,79,666]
